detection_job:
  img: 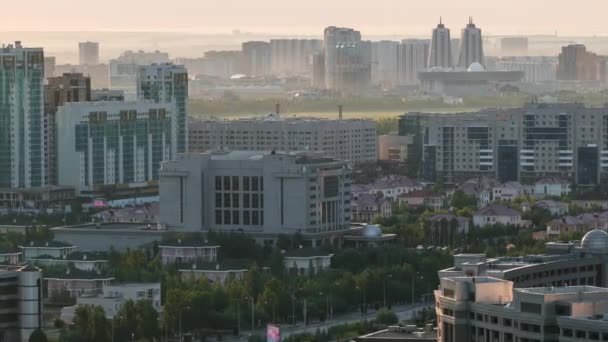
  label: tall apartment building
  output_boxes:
[557,44,604,81]
[400,103,608,185]
[79,41,100,65]
[109,50,170,99]
[397,39,430,85]
[175,51,243,79]
[188,115,377,163]
[0,265,43,341]
[159,150,352,245]
[312,52,326,88]
[370,41,399,87]
[56,101,173,194]
[44,73,92,185]
[137,64,188,154]
[44,56,56,79]
[269,39,323,76]
[457,17,485,68]
[324,26,371,94]
[428,20,453,68]
[0,42,46,188]
[241,41,271,76]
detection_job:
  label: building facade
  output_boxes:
[188,115,377,163]
[159,151,352,245]
[137,63,188,154]
[269,39,323,76]
[78,41,99,66]
[371,40,399,87]
[241,41,271,76]
[397,39,430,85]
[45,73,92,185]
[557,44,604,81]
[56,101,174,194]
[109,50,170,99]
[428,20,453,68]
[457,18,485,68]
[0,265,43,342]
[0,42,46,188]
[324,26,371,94]
[400,103,608,185]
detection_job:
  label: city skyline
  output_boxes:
[3,0,608,36]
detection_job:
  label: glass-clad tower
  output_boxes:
[0,42,45,188]
[137,64,188,154]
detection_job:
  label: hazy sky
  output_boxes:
[4,0,608,36]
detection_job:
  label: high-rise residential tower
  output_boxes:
[397,39,430,85]
[371,40,399,87]
[137,63,189,154]
[79,41,100,65]
[428,19,453,68]
[557,44,603,81]
[457,17,485,68]
[241,41,271,76]
[0,42,45,188]
[323,26,371,94]
[44,73,91,185]
[269,39,323,76]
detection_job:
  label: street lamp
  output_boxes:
[383,274,393,308]
[356,286,366,321]
[179,306,191,342]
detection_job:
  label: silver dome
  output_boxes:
[362,224,382,238]
[581,229,608,253]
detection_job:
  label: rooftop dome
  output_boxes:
[362,224,382,238]
[467,62,485,72]
[581,229,608,253]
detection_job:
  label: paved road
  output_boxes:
[232,303,433,341]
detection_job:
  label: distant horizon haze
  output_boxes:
[3,0,608,36]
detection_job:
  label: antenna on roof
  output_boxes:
[338,105,343,120]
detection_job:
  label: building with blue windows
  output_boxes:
[57,101,173,194]
[0,41,45,188]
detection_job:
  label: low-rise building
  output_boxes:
[425,214,470,247]
[435,277,608,342]
[0,186,76,213]
[0,265,43,341]
[343,224,397,248]
[19,241,76,260]
[179,262,248,285]
[52,222,167,251]
[45,269,114,298]
[355,325,437,342]
[283,248,333,276]
[398,190,445,210]
[492,181,531,202]
[535,200,568,216]
[351,193,392,222]
[62,282,162,321]
[534,178,571,197]
[473,204,529,227]
[0,248,21,265]
[159,241,219,265]
[29,251,108,271]
[378,134,414,162]
[93,203,159,223]
[352,176,422,200]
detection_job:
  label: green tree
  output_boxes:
[29,329,48,342]
[375,309,398,325]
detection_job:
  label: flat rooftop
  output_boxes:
[517,286,608,295]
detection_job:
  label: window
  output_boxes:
[243,176,250,191]
[232,194,239,208]
[223,194,231,208]
[215,193,222,207]
[232,176,239,191]
[215,210,222,224]
[252,177,259,191]
[252,194,259,208]
[224,210,231,225]
[243,211,250,225]
[243,194,250,208]
[223,176,231,190]
[252,211,259,225]
[215,176,222,190]
[232,211,240,225]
